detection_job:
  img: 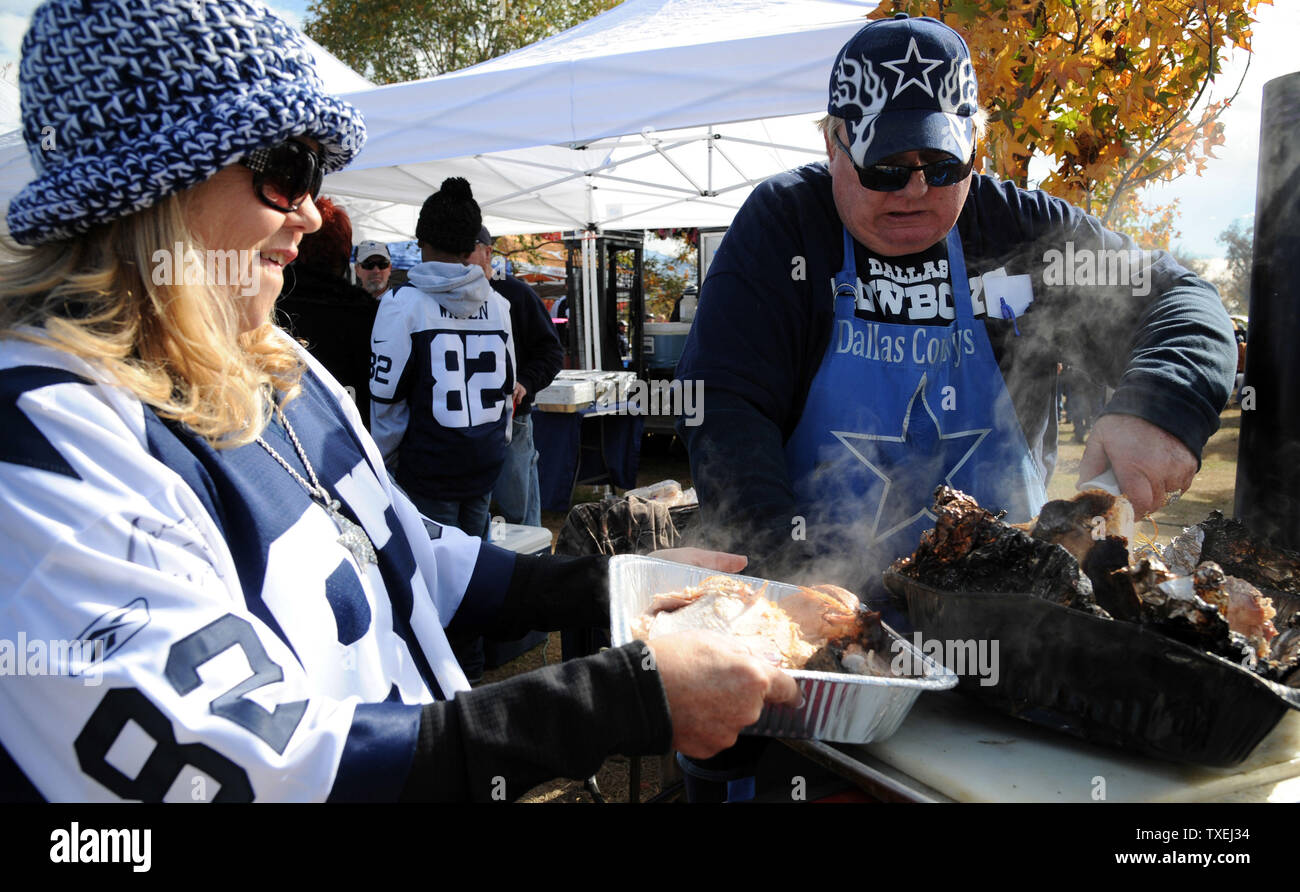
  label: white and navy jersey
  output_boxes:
[370,273,516,500]
[0,335,517,802]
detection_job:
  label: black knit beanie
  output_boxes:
[416,177,482,256]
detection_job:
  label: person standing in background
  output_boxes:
[355,239,392,299]
[370,181,517,683]
[277,198,378,427]
[369,179,516,542]
[478,226,563,528]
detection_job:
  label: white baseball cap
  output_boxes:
[356,240,390,263]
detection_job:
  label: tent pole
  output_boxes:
[582,232,596,369]
[708,125,714,196]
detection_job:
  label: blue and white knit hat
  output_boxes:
[7,0,367,246]
[828,14,979,169]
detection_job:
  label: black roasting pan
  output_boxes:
[883,570,1300,767]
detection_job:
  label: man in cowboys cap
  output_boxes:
[677,13,1235,612]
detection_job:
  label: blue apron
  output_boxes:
[785,227,1046,597]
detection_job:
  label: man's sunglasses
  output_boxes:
[359,257,390,270]
[241,140,324,213]
[834,131,974,192]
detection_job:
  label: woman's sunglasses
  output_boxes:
[241,140,324,213]
[359,257,390,270]
[834,131,974,192]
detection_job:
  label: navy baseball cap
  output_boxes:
[828,14,979,169]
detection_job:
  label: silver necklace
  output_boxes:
[256,404,378,567]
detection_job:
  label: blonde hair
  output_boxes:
[0,196,303,447]
[817,109,990,156]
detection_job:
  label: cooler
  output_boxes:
[643,322,692,373]
[489,521,553,556]
[484,522,554,668]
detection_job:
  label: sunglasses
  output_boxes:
[359,257,390,270]
[241,140,324,213]
[833,131,974,192]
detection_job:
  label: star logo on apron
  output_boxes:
[831,373,990,544]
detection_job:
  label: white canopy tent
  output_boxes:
[0,0,880,367]
[323,0,879,367]
[324,0,879,241]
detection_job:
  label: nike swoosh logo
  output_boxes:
[373,339,387,344]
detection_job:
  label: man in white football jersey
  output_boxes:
[370,177,515,543]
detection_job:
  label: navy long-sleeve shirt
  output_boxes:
[490,274,564,416]
[675,163,1236,581]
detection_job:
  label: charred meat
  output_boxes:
[894,488,1300,683]
[1199,511,1300,597]
[1031,489,1135,566]
[1152,514,1299,678]
[891,486,1106,615]
[1112,558,1253,665]
[1192,562,1278,659]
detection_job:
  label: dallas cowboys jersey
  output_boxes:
[0,335,515,801]
[370,271,516,501]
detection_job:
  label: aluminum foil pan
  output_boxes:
[609,555,956,744]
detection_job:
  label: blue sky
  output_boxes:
[2,0,1295,257]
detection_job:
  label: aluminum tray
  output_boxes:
[609,555,956,744]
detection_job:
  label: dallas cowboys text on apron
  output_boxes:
[785,226,1047,587]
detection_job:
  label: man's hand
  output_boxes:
[512,381,526,408]
[648,547,747,574]
[647,630,802,758]
[1078,414,1197,518]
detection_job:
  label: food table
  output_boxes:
[781,690,1300,802]
[533,403,643,513]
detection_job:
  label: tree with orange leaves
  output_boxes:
[872,0,1270,248]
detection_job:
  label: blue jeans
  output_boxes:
[407,491,492,541]
[406,490,492,681]
[490,414,541,526]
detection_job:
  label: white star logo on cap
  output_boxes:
[881,37,944,99]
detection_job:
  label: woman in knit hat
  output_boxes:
[0,0,797,803]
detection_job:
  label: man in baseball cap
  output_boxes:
[355,239,392,298]
[675,12,1235,734]
[829,13,980,173]
[669,12,1234,802]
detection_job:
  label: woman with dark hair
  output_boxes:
[276,197,379,427]
[0,0,797,802]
